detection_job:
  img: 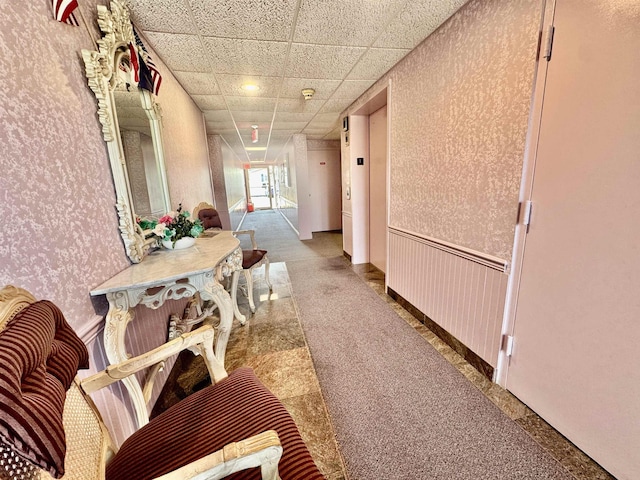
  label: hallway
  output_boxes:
[156,210,613,480]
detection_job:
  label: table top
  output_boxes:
[90,232,240,296]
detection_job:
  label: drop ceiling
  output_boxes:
[127,0,468,163]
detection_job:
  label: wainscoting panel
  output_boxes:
[78,300,187,446]
[388,229,508,368]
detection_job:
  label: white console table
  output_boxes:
[90,232,242,426]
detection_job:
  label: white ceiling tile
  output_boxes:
[133,0,467,140]
[233,112,274,123]
[285,44,365,79]
[308,113,340,128]
[206,121,236,132]
[274,112,315,123]
[144,33,211,72]
[173,72,220,95]
[304,127,333,134]
[269,129,300,136]
[346,48,410,80]
[319,98,353,113]
[279,78,341,99]
[374,0,468,49]
[277,98,324,114]
[331,80,375,99]
[128,0,194,34]
[203,110,232,122]
[207,128,238,135]
[191,95,226,110]
[190,0,297,41]
[202,38,288,76]
[226,97,277,112]
[294,0,401,47]
[273,121,309,130]
[216,74,282,97]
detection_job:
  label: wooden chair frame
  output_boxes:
[193,203,272,318]
[0,285,283,480]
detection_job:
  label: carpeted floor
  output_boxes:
[155,209,614,480]
[287,255,572,479]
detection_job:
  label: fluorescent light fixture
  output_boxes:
[242,84,259,92]
[245,147,267,151]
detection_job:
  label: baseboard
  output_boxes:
[387,287,494,381]
[343,251,352,262]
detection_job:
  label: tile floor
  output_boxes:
[155,258,615,480]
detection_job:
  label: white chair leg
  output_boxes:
[244,269,256,313]
[264,257,272,292]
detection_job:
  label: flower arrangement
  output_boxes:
[138,204,204,248]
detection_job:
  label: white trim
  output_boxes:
[77,315,105,345]
[495,0,555,387]
[341,211,353,218]
[277,208,299,235]
[388,226,509,273]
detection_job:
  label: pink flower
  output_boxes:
[159,215,173,224]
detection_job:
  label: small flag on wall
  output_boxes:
[128,43,140,83]
[53,0,79,25]
[133,26,163,95]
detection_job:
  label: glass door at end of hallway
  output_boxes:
[248,167,273,210]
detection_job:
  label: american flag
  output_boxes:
[133,26,163,95]
[128,43,140,83]
[52,0,79,26]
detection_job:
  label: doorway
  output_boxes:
[247,167,272,210]
[369,105,387,272]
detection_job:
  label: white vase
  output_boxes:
[162,236,196,250]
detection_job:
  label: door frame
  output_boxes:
[350,81,392,287]
[495,0,555,387]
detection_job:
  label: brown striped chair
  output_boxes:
[0,285,324,480]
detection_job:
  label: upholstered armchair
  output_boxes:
[193,202,272,316]
[0,285,324,480]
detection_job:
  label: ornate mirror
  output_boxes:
[82,0,170,263]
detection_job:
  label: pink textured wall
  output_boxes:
[0,0,215,444]
[347,0,542,260]
[0,0,128,325]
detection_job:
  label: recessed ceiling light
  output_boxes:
[242,84,259,92]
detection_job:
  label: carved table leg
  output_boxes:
[104,291,150,428]
[231,270,247,325]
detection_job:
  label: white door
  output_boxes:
[506,2,640,478]
[308,149,342,232]
[369,105,387,272]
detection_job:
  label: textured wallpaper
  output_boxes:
[0,0,219,443]
[140,36,214,214]
[0,0,128,326]
[347,0,542,260]
[0,0,218,326]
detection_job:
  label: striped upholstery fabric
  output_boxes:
[106,367,324,480]
[0,301,89,478]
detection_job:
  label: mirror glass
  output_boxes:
[82,0,171,262]
[114,88,169,219]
